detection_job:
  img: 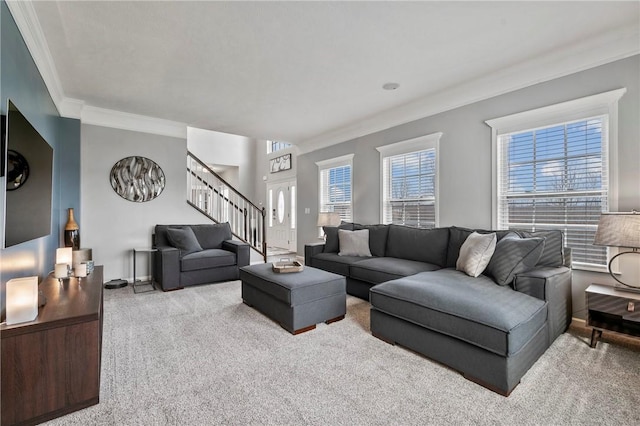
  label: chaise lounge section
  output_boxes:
[305,223,572,395]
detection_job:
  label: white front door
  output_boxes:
[266,180,297,251]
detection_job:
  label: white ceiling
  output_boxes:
[20,1,640,150]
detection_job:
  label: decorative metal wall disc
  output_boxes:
[110,156,165,202]
[6,150,30,191]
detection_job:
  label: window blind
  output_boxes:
[382,149,436,228]
[319,164,352,221]
[497,116,608,266]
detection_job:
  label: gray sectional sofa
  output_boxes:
[305,223,572,395]
[154,223,250,291]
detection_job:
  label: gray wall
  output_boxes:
[81,124,206,282]
[187,127,257,198]
[297,55,640,319]
[1,1,81,316]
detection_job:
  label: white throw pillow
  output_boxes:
[338,229,372,257]
[456,232,497,277]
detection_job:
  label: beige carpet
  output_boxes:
[45,281,640,425]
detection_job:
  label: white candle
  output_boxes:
[6,276,38,325]
[75,263,87,278]
[56,247,73,265]
[54,263,69,279]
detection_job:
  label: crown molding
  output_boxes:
[81,106,187,139]
[6,1,187,139]
[58,98,85,119]
[297,24,640,155]
[6,0,66,113]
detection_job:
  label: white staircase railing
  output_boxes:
[187,151,267,262]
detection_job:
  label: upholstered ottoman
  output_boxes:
[240,264,346,334]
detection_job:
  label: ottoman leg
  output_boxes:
[291,324,316,335]
[325,315,345,325]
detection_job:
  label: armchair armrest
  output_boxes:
[304,242,325,266]
[222,240,250,267]
[514,266,572,345]
[154,246,181,291]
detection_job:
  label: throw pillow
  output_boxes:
[485,233,545,286]
[166,227,203,255]
[456,232,497,277]
[338,229,372,257]
[323,222,354,253]
[353,223,389,257]
[516,230,563,267]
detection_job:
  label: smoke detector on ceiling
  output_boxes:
[382,82,400,91]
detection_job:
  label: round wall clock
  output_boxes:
[110,156,165,202]
[6,150,29,191]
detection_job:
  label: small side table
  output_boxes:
[586,284,640,348]
[132,248,157,294]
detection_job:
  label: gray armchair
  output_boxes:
[153,223,250,291]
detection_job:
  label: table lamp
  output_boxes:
[317,212,341,228]
[6,276,39,325]
[593,211,640,293]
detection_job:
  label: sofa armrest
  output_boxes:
[154,246,181,291]
[514,266,572,345]
[304,242,325,266]
[222,240,250,267]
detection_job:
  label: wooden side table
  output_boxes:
[133,247,157,293]
[586,284,640,348]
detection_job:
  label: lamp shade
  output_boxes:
[317,212,341,227]
[56,247,73,265]
[6,276,39,325]
[593,212,640,248]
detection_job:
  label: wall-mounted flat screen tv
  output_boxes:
[2,100,53,248]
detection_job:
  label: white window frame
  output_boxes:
[266,140,291,154]
[316,154,354,230]
[376,132,442,228]
[486,88,626,272]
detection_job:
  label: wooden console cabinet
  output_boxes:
[1,266,104,426]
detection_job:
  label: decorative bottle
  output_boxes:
[64,208,80,250]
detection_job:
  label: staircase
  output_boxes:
[186,151,267,262]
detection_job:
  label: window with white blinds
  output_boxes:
[317,155,353,221]
[382,149,436,228]
[497,117,608,266]
[377,133,441,229]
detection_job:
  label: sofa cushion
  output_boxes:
[516,229,563,267]
[310,252,367,276]
[166,227,203,255]
[456,232,497,277]
[369,269,547,357]
[181,249,236,272]
[350,257,441,285]
[353,224,389,257]
[338,229,372,257]
[386,225,449,267]
[323,222,354,253]
[191,223,233,249]
[485,233,545,286]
